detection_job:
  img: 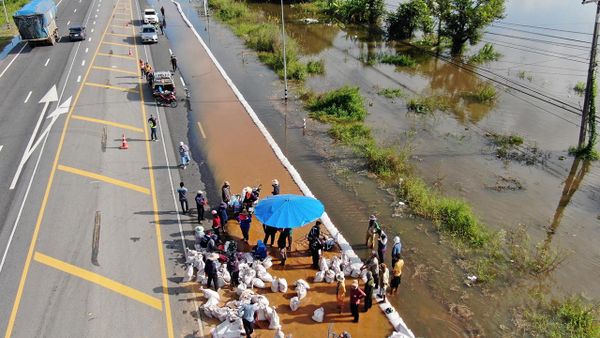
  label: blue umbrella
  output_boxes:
[254,194,324,228]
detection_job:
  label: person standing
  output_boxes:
[227,254,240,288]
[377,230,388,263]
[390,256,404,295]
[277,228,289,266]
[362,252,380,289]
[378,263,390,302]
[221,181,231,203]
[177,182,189,214]
[204,253,219,290]
[366,215,380,249]
[349,280,366,323]
[271,179,280,195]
[195,191,207,223]
[217,202,228,234]
[148,115,158,141]
[309,237,323,269]
[391,236,402,266]
[140,60,146,78]
[160,5,165,17]
[170,54,178,72]
[239,299,258,338]
[158,20,164,35]
[211,210,221,236]
[308,220,321,244]
[178,141,190,168]
[236,210,251,242]
[263,224,277,246]
[364,271,375,312]
[335,274,346,314]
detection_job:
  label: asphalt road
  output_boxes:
[0,0,200,336]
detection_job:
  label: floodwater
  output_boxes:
[169,0,600,336]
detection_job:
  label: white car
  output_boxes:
[141,24,158,43]
[143,8,159,24]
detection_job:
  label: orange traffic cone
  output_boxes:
[119,133,129,149]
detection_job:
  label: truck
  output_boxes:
[13,0,58,45]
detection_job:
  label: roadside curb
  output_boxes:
[170,1,414,336]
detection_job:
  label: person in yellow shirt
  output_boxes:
[391,257,404,295]
[335,273,346,314]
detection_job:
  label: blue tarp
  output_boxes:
[13,0,56,40]
[14,0,56,19]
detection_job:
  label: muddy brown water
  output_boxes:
[160,0,600,336]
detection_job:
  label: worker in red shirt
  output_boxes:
[349,280,366,323]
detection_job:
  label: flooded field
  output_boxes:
[167,0,600,336]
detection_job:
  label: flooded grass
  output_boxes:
[0,0,29,49]
[462,84,497,103]
[378,53,417,67]
[574,81,586,96]
[307,86,367,122]
[377,88,405,99]
[467,43,502,65]
[407,95,450,113]
[306,59,325,74]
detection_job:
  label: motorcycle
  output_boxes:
[155,91,178,108]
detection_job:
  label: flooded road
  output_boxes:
[163,0,599,336]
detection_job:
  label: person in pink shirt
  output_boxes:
[349,280,366,323]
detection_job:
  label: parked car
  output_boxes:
[140,24,158,44]
[68,25,86,41]
[143,8,158,24]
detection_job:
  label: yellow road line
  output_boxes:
[129,0,174,336]
[197,122,207,139]
[4,1,124,336]
[57,164,150,194]
[97,52,136,60]
[33,252,162,311]
[101,40,132,48]
[110,24,131,29]
[71,115,144,133]
[85,82,138,93]
[92,65,138,76]
[105,32,130,38]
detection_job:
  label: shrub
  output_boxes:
[574,81,586,95]
[307,86,367,122]
[329,123,372,145]
[320,0,385,25]
[463,84,497,103]
[407,96,449,113]
[523,296,600,338]
[379,53,417,67]
[306,59,325,74]
[467,43,502,64]
[386,0,433,40]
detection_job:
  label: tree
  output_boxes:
[425,0,451,50]
[386,0,433,40]
[441,0,505,55]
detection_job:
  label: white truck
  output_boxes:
[143,8,159,24]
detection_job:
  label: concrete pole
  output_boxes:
[579,0,600,148]
[280,0,288,101]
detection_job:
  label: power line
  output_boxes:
[480,39,589,64]
[484,31,590,50]
[489,24,592,44]
[495,21,592,36]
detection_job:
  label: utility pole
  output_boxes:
[579,0,600,149]
[279,0,288,101]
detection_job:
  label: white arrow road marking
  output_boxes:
[9,86,59,189]
[24,91,32,103]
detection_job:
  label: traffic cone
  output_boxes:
[119,133,129,149]
[128,48,132,56]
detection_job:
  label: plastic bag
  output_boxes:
[331,256,342,274]
[201,287,221,301]
[271,278,279,292]
[289,296,300,311]
[278,278,288,293]
[184,264,194,282]
[258,271,274,283]
[252,278,266,288]
[263,256,273,269]
[344,265,353,277]
[236,283,247,296]
[324,269,336,283]
[319,256,329,271]
[296,284,307,300]
[314,271,325,283]
[268,307,281,329]
[221,268,231,283]
[295,279,311,290]
[312,307,325,322]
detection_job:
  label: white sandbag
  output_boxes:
[201,287,221,301]
[296,284,307,300]
[221,268,231,283]
[236,283,247,296]
[262,256,273,269]
[278,278,288,293]
[198,273,208,285]
[361,269,368,283]
[242,252,254,263]
[213,307,229,322]
[312,307,325,322]
[217,276,226,289]
[211,318,244,338]
[344,265,353,277]
[184,264,194,282]
[295,279,311,290]
[271,278,279,292]
[242,274,254,286]
[252,278,266,288]
[331,256,342,274]
[274,328,285,338]
[351,267,361,278]
[256,308,267,322]
[264,306,274,321]
[314,271,325,283]
[203,306,214,318]
[254,263,267,274]
[258,271,274,283]
[253,295,270,307]
[289,296,300,311]
[324,269,336,283]
[319,256,330,272]
[268,307,281,329]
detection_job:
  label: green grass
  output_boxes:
[329,122,371,145]
[523,296,600,338]
[574,81,586,96]
[0,0,31,49]
[467,43,502,65]
[377,88,405,99]
[307,86,367,122]
[407,96,449,113]
[463,84,497,103]
[306,59,325,74]
[379,53,417,67]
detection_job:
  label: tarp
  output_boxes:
[13,0,56,40]
[14,0,56,18]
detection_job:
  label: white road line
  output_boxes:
[169,48,172,55]
[56,0,63,6]
[67,20,70,25]
[95,14,97,18]
[91,28,94,33]
[24,91,32,103]
[77,75,81,82]
[44,58,50,67]
[85,47,89,53]
[74,8,77,12]
[93,20,96,25]
[179,76,186,86]
[88,37,92,41]
[0,43,27,79]
[0,145,3,153]
[81,60,86,66]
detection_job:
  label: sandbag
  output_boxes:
[221,268,231,283]
[278,278,288,293]
[296,284,307,300]
[344,265,353,277]
[319,256,329,272]
[289,296,300,311]
[331,256,342,274]
[268,307,281,329]
[351,267,361,278]
[274,328,285,338]
[258,271,274,283]
[201,287,221,301]
[184,264,194,283]
[312,307,325,322]
[295,279,310,290]
[198,273,208,285]
[271,278,279,292]
[217,276,226,289]
[252,278,266,288]
[256,308,267,322]
[242,274,254,286]
[236,283,247,296]
[314,271,325,283]
[262,256,273,269]
[324,269,336,283]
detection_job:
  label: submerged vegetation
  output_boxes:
[462,84,497,103]
[407,95,450,113]
[378,53,417,67]
[377,88,405,99]
[574,81,586,95]
[467,43,502,64]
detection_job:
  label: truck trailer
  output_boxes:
[13,0,58,45]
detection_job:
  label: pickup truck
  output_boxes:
[143,8,159,24]
[13,0,58,45]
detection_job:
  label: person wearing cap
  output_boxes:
[377,230,388,263]
[195,191,207,223]
[221,181,231,203]
[239,299,258,337]
[349,280,366,323]
[366,215,381,249]
[178,142,190,169]
[236,209,252,242]
[217,201,229,236]
[194,226,205,246]
[177,182,189,214]
[211,210,221,236]
[335,273,346,314]
[378,263,390,302]
[271,179,280,195]
[204,253,219,290]
[391,235,402,266]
